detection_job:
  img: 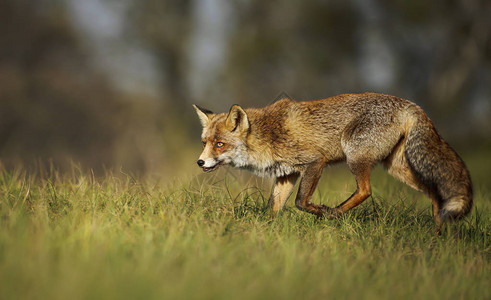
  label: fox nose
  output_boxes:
[197,159,205,167]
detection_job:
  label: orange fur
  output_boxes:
[193,93,472,234]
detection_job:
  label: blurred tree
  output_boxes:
[224,0,360,105]
[221,0,490,139]
[0,0,131,172]
[0,0,488,175]
[124,0,193,111]
[382,0,491,135]
[119,0,489,142]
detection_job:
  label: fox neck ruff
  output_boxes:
[230,145,297,178]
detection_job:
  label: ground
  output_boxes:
[0,151,489,299]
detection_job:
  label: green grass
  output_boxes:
[0,162,489,300]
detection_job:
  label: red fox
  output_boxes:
[193,93,472,234]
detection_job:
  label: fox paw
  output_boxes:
[316,205,340,219]
[313,205,342,219]
[324,207,343,219]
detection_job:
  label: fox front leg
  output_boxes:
[294,158,331,217]
[269,173,299,216]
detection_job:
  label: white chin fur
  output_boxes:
[201,158,218,168]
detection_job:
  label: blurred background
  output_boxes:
[1,0,490,179]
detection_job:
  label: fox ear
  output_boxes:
[193,104,213,127]
[226,104,249,133]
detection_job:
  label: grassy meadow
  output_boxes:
[0,152,489,299]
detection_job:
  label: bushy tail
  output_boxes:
[404,109,473,222]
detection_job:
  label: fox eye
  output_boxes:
[215,142,224,148]
[202,141,206,147]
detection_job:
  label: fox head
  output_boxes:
[193,104,250,172]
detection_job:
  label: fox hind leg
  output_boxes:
[335,114,401,217]
[330,162,373,217]
[432,197,443,235]
[383,136,425,192]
